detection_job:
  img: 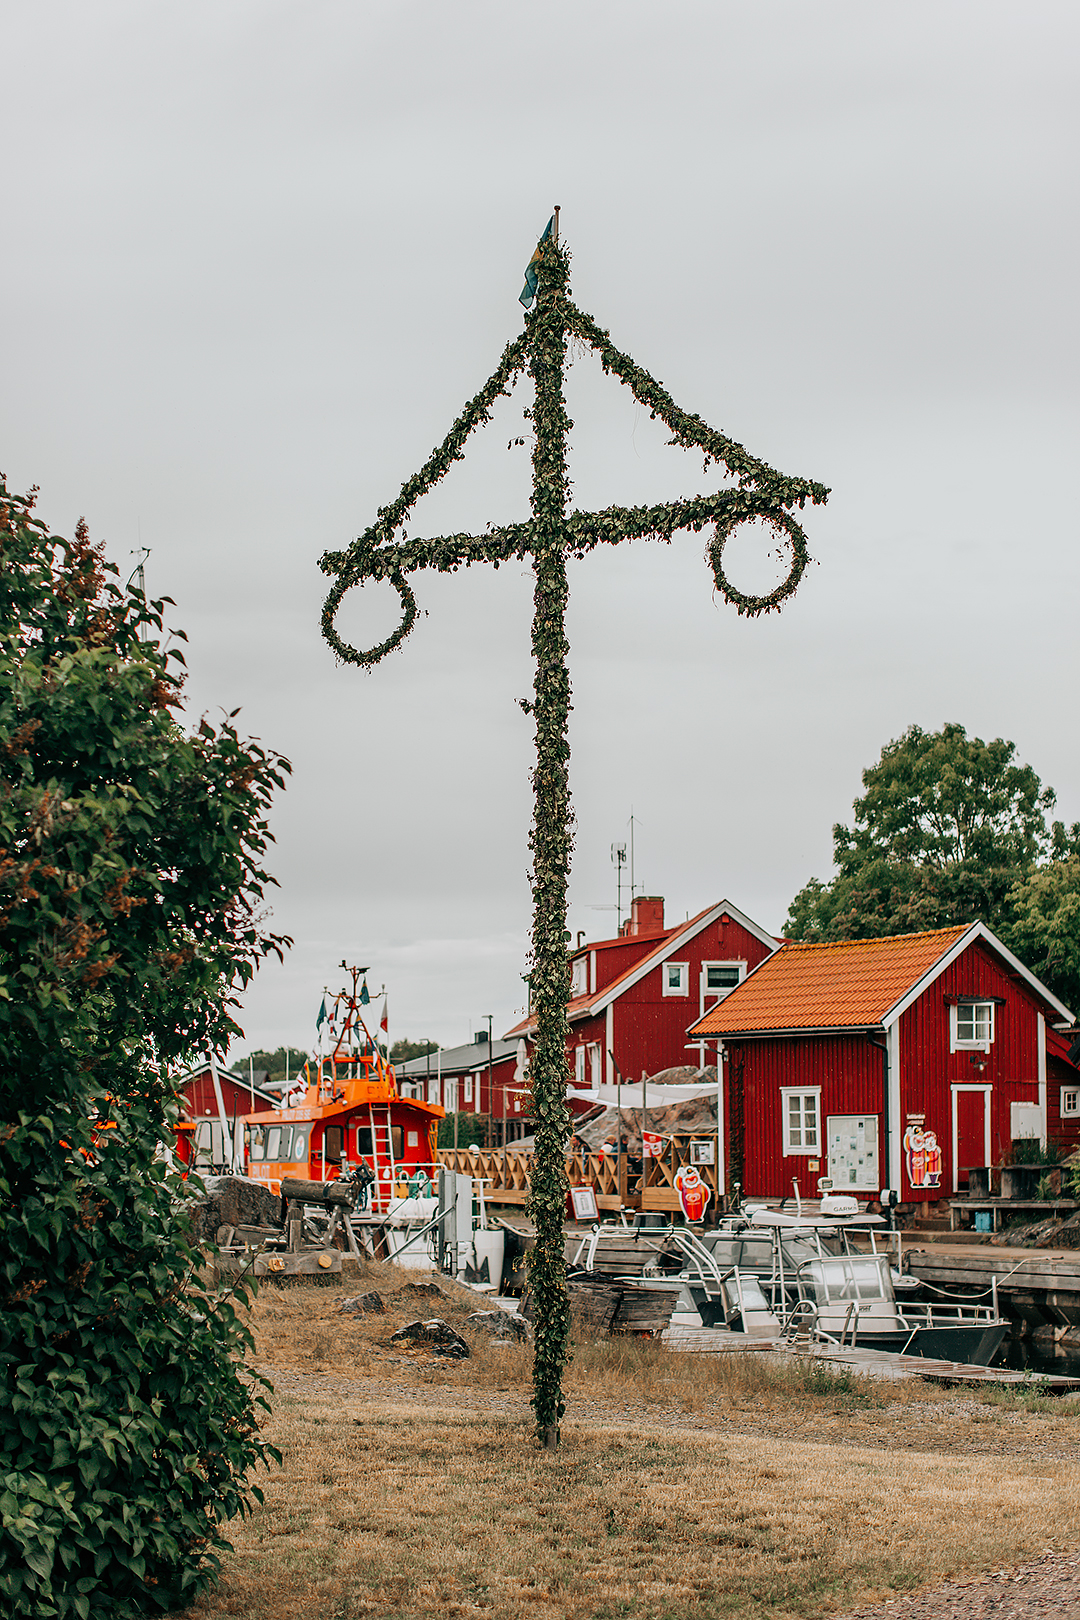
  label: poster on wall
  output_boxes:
[903,1123,942,1189]
[642,1132,664,1158]
[690,1140,715,1165]
[674,1164,712,1222]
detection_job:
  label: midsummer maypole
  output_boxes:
[318,214,828,1447]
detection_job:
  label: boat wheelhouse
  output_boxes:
[243,968,444,1209]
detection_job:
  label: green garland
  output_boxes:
[319,230,828,1444]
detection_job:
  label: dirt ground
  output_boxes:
[176,1266,1080,1620]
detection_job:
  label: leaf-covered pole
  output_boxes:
[317,220,829,1445]
[524,233,573,1447]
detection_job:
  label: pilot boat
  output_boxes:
[242,966,443,1212]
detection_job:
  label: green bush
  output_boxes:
[0,481,289,1616]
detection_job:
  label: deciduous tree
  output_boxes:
[0,479,289,1617]
[787,723,1079,1011]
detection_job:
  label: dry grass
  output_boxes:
[241,1265,940,1415]
[178,1391,1080,1620]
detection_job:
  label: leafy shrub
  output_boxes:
[0,480,289,1616]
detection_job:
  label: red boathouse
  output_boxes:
[687,923,1077,1207]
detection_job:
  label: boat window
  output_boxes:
[356,1127,373,1157]
[265,1126,282,1161]
[780,1238,818,1266]
[292,1129,308,1163]
[738,1239,774,1270]
[248,1126,266,1162]
[708,1238,742,1268]
[800,1257,890,1303]
[391,1126,403,1163]
[325,1126,343,1163]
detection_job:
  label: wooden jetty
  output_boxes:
[905,1245,1080,1334]
[661,1326,1080,1390]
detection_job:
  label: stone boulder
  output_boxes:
[390,1318,470,1359]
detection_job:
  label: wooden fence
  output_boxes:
[438,1136,721,1214]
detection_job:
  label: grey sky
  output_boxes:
[3,2,1077,1056]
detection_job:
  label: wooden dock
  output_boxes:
[661,1326,1080,1390]
[906,1245,1080,1295]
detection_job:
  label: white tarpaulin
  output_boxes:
[566,1081,718,1110]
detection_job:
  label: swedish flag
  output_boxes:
[519,216,554,309]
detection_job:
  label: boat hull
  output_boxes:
[839,1321,1009,1366]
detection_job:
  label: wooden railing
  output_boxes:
[438,1138,720,1213]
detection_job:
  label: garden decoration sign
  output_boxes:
[319,215,828,1447]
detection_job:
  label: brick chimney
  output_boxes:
[627,895,665,936]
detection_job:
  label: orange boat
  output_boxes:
[242,967,444,1208]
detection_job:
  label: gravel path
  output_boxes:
[258,1364,1080,1464]
[835,1551,1080,1620]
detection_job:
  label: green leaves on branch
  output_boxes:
[0,482,289,1616]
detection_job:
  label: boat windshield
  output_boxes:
[798,1255,891,1304]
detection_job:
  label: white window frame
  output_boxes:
[575,1045,586,1086]
[950,1001,994,1052]
[443,1078,458,1113]
[570,955,588,997]
[587,1042,601,1085]
[781,1086,821,1155]
[463,1075,473,1105]
[662,961,689,997]
[700,960,746,1016]
[1061,1085,1080,1119]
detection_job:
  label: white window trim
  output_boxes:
[571,955,588,997]
[662,961,690,997]
[950,1001,994,1053]
[1061,1085,1080,1119]
[700,960,746,1017]
[575,1045,586,1085]
[780,1085,821,1156]
[463,1075,473,1105]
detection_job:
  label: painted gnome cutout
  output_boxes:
[319,225,829,1445]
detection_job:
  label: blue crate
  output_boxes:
[974,1211,993,1233]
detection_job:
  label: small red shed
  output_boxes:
[687,923,1076,1207]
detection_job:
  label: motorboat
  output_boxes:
[569,1205,1008,1365]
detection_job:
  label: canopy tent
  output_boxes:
[567,1080,718,1110]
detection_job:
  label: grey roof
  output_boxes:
[395,1037,519,1080]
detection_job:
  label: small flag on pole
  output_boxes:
[519,216,554,309]
[379,996,389,1053]
[316,997,327,1031]
[359,978,370,1006]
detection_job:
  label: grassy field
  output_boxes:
[176,1264,1080,1620]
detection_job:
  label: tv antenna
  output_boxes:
[610,841,627,929]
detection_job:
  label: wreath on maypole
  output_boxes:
[319,213,828,1446]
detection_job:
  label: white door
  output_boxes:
[827,1115,879,1190]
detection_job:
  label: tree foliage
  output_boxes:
[0,480,290,1616]
[389,1037,439,1064]
[787,723,1080,1011]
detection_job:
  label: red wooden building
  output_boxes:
[505,895,778,1104]
[688,923,1077,1207]
[394,1035,526,1126]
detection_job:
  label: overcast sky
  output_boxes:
[3,2,1077,1059]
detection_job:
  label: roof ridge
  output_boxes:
[778,924,970,953]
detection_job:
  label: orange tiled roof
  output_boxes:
[689,926,971,1036]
